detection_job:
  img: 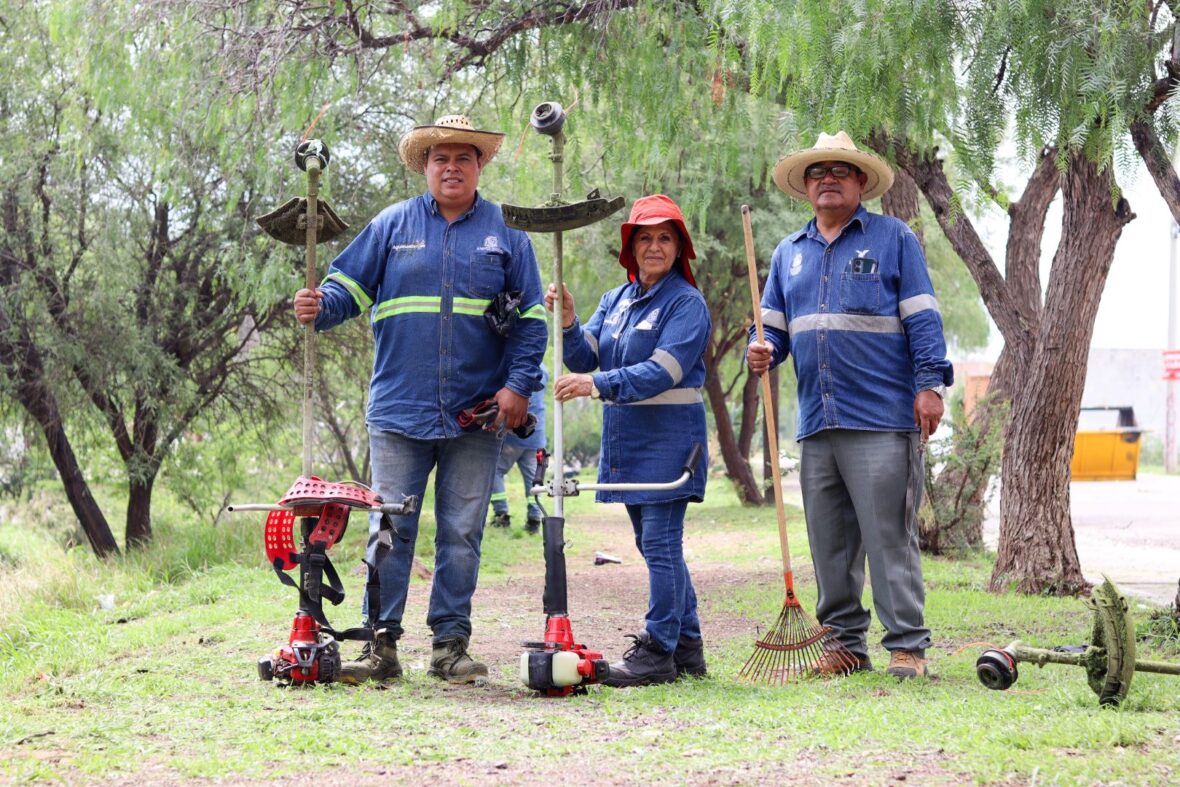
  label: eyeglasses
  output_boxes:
[804,164,860,181]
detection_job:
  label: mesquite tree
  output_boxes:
[0,3,308,549]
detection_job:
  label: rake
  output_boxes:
[737,205,860,683]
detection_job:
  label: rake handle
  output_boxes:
[742,205,794,586]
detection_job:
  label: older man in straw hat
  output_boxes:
[746,131,953,679]
[294,115,547,684]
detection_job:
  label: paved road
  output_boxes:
[984,474,1180,605]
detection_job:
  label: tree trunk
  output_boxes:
[736,371,759,459]
[990,153,1133,594]
[0,280,119,556]
[761,367,780,503]
[125,473,156,548]
[703,342,761,503]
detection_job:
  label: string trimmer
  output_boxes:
[737,205,860,683]
[976,576,1180,706]
[503,101,703,696]
[226,140,418,685]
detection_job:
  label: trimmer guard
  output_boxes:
[256,197,349,245]
[501,193,625,233]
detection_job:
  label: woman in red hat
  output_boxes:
[546,194,711,687]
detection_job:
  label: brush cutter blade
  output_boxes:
[256,197,349,245]
[501,194,625,233]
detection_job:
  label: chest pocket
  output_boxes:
[839,272,881,314]
[468,250,507,298]
[619,320,659,366]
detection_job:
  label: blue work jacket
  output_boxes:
[756,205,953,440]
[314,191,547,439]
[563,268,710,504]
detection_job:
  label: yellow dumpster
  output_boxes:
[1071,406,1143,481]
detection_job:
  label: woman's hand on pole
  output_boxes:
[544,282,576,329]
[294,288,323,324]
[553,373,594,402]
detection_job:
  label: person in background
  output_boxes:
[489,366,548,534]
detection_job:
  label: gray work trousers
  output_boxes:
[799,429,932,658]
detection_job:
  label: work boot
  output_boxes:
[673,634,708,678]
[428,637,489,684]
[524,517,542,535]
[809,649,873,677]
[337,631,402,684]
[886,650,929,680]
[602,633,677,688]
[632,630,708,677]
[490,511,511,529]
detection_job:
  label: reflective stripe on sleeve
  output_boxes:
[584,330,599,359]
[606,387,703,406]
[788,313,903,337]
[520,303,546,321]
[899,294,940,320]
[651,349,684,384]
[324,271,374,311]
[373,296,442,322]
[762,308,788,332]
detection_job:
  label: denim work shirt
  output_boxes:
[563,268,710,504]
[757,205,953,441]
[314,191,547,439]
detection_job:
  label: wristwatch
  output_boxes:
[922,384,947,400]
[589,379,601,400]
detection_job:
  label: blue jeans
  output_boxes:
[363,428,502,642]
[490,443,543,521]
[625,500,701,653]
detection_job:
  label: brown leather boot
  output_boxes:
[338,631,402,684]
[428,637,489,684]
[886,650,929,679]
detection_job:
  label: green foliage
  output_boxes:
[920,393,1009,555]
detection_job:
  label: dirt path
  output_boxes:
[390,504,774,673]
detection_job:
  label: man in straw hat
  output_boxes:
[294,115,547,684]
[747,131,953,679]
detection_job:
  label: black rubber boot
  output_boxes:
[428,637,489,684]
[524,517,542,535]
[490,512,511,529]
[602,634,677,688]
[338,631,402,684]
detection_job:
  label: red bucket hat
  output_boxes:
[618,194,698,288]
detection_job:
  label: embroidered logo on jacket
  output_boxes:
[636,307,660,331]
[477,236,502,253]
[391,240,426,252]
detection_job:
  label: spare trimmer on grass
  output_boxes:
[226,140,418,686]
[976,576,1180,707]
[503,102,703,696]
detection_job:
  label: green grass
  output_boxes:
[1,474,1178,784]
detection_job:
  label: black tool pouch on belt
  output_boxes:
[484,290,523,338]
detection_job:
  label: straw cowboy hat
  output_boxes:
[398,115,506,173]
[618,194,698,287]
[772,131,895,202]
